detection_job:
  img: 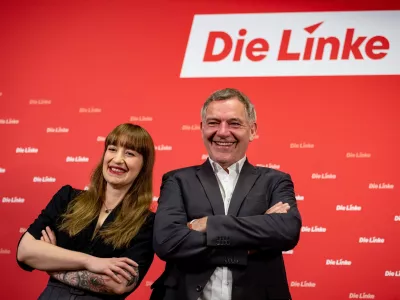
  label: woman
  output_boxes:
[17,123,156,299]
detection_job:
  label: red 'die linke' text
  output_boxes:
[203,22,389,62]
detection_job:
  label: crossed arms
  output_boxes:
[17,230,139,295]
[16,186,144,296]
[44,227,139,294]
[153,173,302,264]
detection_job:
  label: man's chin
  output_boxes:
[210,154,233,164]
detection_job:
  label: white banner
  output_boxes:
[180,10,400,77]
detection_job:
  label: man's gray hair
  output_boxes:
[201,88,257,123]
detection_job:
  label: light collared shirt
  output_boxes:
[198,156,247,300]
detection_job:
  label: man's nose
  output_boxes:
[216,122,230,137]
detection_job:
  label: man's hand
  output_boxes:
[187,217,208,232]
[265,201,290,214]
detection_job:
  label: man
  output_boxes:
[151,88,302,300]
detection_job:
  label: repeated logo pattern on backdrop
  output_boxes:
[1,2,399,300]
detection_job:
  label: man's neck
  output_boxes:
[208,155,246,174]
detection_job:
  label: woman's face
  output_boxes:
[102,143,144,189]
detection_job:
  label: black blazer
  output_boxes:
[151,159,302,300]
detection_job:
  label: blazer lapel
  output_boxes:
[228,160,260,216]
[196,160,225,215]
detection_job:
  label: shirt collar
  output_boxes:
[208,155,247,174]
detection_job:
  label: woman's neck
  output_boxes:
[104,183,130,206]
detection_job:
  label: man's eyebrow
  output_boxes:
[227,118,243,122]
[205,117,244,122]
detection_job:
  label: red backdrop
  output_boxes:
[1,1,399,299]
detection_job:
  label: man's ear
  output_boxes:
[200,122,205,139]
[249,122,257,141]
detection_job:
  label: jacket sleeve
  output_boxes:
[153,174,248,266]
[206,173,302,251]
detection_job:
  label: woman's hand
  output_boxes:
[41,226,57,245]
[40,227,138,284]
[84,256,138,284]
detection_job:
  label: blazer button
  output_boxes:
[196,285,203,292]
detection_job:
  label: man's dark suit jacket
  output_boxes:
[151,159,302,300]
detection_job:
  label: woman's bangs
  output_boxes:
[105,126,148,155]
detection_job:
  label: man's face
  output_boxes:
[201,98,257,169]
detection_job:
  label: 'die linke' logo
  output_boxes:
[203,22,389,62]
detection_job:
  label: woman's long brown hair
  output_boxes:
[58,123,155,248]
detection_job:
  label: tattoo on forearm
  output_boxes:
[52,271,110,294]
[51,266,139,294]
[126,266,139,287]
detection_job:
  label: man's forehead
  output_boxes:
[205,116,245,121]
[205,108,247,119]
[208,98,245,109]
